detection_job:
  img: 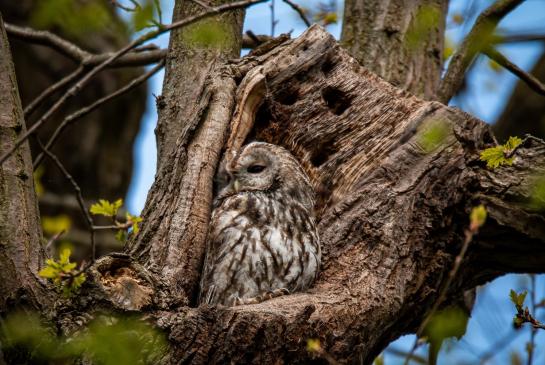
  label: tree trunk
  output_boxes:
[0,13,52,313]
[128,0,245,303]
[341,0,448,99]
[1,0,147,257]
[119,26,541,364]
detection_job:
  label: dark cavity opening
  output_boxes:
[321,86,351,115]
[275,86,299,106]
[310,141,337,167]
[321,58,335,75]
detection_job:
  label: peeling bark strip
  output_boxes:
[122,26,545,364]
[0,15,51,312]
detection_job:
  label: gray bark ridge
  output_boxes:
[0,14,52,312]
[123,25,545,364]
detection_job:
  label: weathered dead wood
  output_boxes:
[122,25,545,364]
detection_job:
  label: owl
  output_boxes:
[198,142,321,306]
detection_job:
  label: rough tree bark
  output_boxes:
[341,0,448,99]
[0,14,52,313]
[2,6,545,365]
[122,26,543,363]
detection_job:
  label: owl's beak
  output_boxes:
[233,179,240,192]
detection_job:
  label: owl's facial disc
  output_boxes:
[232,152,275,192]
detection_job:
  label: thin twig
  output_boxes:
[33,60,165,168]
[24,65,86,118]
[386,347,427,365]
[36,139,96,262]
[110,0,140,12]
[437,0,525,103]
[270,0,276,36]
[527,275,536,365]
[45,230,66,252]
[495,33,545,43]
[6,22,166,68]
[0,0,266,167]
[403,220,481,365]
[189,0,213,10]
[483,46,545,96]
[282,0,311,27]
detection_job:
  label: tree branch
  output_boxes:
[281,0,311,27]
[0,0,267,166]
[5,23,167,68]
[36,138,96,262]
[484,46,545,96]
[33,60,165,168]
[437,0,525,103]
[23,65,86,118]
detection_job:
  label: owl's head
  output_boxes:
[216,142,315,211]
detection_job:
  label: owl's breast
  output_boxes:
[200,192,320,306]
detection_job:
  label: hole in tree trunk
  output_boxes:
[321,86,352,115]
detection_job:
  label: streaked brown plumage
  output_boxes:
[198,142,320,306]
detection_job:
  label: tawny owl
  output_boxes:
[198,142,321,306]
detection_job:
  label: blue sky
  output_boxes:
[124,1,545,363]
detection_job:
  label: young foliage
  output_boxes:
[1,312,166,364]
[90,198,142,242]
[41,214,72,236]
[30,0,113,37]
[39,248,85,297]
[469,204,487,232]
[479,136,522,169]
[90,198,123,217]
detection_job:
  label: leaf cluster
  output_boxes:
[479,136,522,169]
[1,312,166,365]
[38,248,85,297]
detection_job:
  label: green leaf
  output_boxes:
[132,0,155,31]
[306,338,321,352]
[127,213,143,235]
[423,307,469,348]
[90,199,123,217]
[115,230,128,242]
[509,289,527,310]
[480,136,522,169]
[38,266,58,279]
[30,0,112,37]
[469,205,487,231]
[42,215,71,235]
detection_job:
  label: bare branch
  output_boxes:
[495,33,545,43]
[6,23,167,67]
[33,60,165,168]
[483,46,545,96]
[4,23,92,61]
[36,138,96,261]
[24,65,86,118]
[437,0,525,103]
[0,0,266,166]
[282,0,311,27]
[242,31,274,48]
